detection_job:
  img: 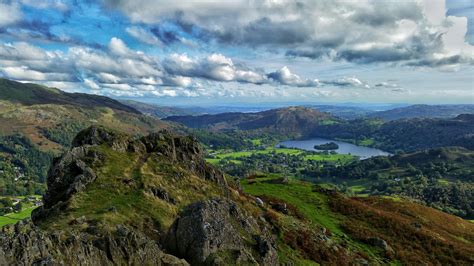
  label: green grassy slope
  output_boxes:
[240,174,474,265]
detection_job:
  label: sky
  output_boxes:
[0,0,473,105]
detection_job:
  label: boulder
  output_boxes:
[165,198,278,265]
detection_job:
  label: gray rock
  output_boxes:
[0,221,188,265]
[255,197,264,206]
[165,198,278,265]
[367,237,393,253]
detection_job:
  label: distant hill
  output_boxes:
[0,79,170,196]
[165,106,337,137]
[0,78,140,114]
[307,105,373,119]
[369,104,474,121]
[324,146,474,218]
[311,114,474,152]
[120,100,200,118]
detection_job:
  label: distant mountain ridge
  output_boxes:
[165,106,336,136]
[0,78,140,114]
[120,99,198,118]
[368,104,474,121]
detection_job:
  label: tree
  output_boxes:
[13,202,22,212]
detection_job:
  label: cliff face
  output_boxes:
[0,126,277,265]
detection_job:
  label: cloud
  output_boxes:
[322,77,370,89]
[267,66,319,87]
[375,82,399,88]
[102,0,474,68]
[0,2,22,26]
[0,37,376,96]
[1,66,74,81]
[20,0,69,11]
[0,42,48,60]
[84,78,100,90]
[163,53,268,84]
[126,26,162,46]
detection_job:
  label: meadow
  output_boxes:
[0,206,37,227]
[206,146,355,165]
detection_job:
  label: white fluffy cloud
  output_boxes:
[0,2,21,26]
[267,66,319,87]
[164,53,268,84]
[0,36,437,100]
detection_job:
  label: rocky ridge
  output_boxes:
[0,126,277,265]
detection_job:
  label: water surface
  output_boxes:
[278,138,390,159]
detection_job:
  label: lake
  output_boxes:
[277,138,390,159]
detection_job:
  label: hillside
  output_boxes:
[0,79,170,196]
[0,79,139,114]
[308,105,373,119]
[311,114,474,152]
[1,127,472,264]
[166,106,337,137]
[120,100,199,118]
[369,104,474,121]
[321,146,474,218]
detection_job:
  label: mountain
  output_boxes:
[307,105,373,119]
[120,100,200,118]
[165,106,337,137]
[0,79,139,114]
[368,104,474,121]
[1,126,472,265]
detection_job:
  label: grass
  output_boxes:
[348,185,366,193]
[438,179,450,185]
[42,144,225,233]
[250,138,262,145]
[241,173,474,264]
[242,176,342,236]
[241,174,383,262]
[304,153,354,162]
[0,206,37,227]
[207,146,356,164]
[358,138,375,146]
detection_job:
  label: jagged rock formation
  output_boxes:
[0,220,188,265]
[0,126,277,265]
[165,198,278,265]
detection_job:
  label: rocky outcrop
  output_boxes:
[32,145,100,222]
[0,220,187,265]
[1,126,276,265]
[33,126,227,223]
[165,198,278,265]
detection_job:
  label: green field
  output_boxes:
[0,206,37,227]
[207,146,355,164]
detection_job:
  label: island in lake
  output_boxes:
[314,142,339,150]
